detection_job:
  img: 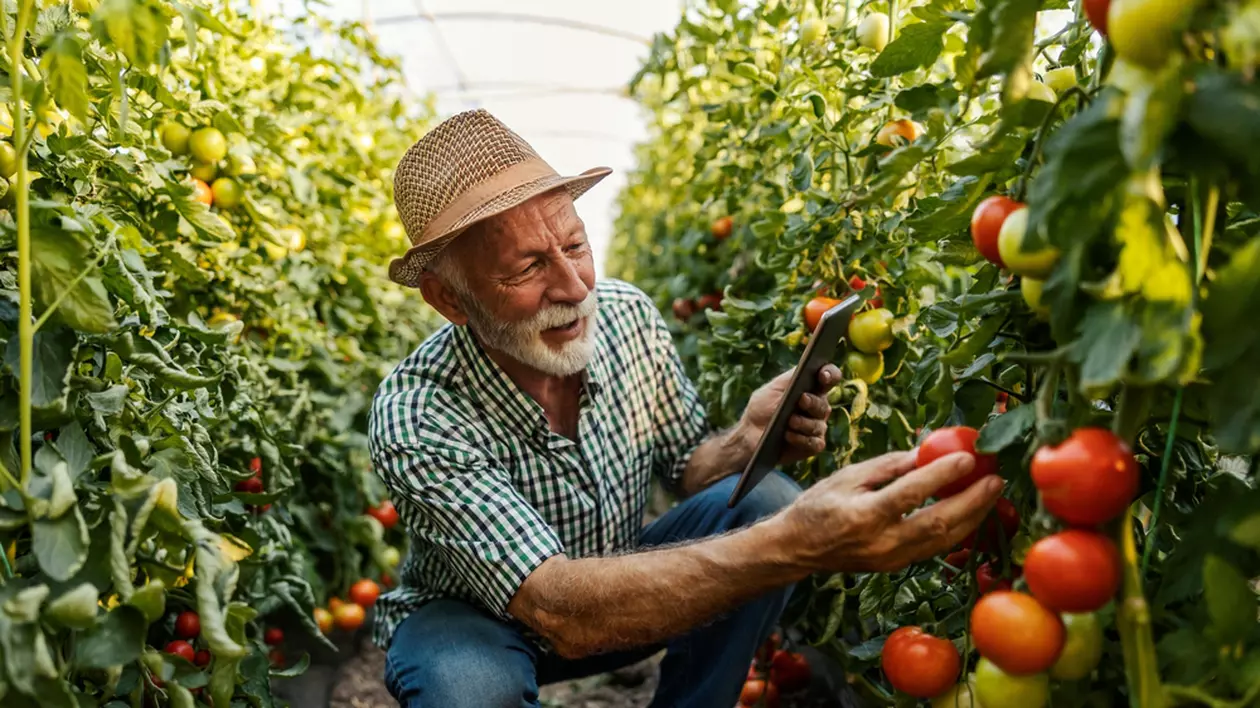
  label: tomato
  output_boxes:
[1026,80,1056,103]
[977,562,1013,595]
[0,142,17,179]
[943,549,972,579]
[747,663,759,680]
[174,610,201,639]
[711,215,734,240]
[800,17,827,45]
[333,602,366,632]
[848,307,894,353]
[697,292,723,311]
[845,350,884,385]
[856,12,890,52]
[963,497,1020,552]
[234,476,263,494]
[367,500,400,529]
[1021,277,1050,318]
[970,195,1023,267]
[997,208,1059,279]
[672,297,696,321]
[381,546,401,569]
[349,578,381,608]
[269,649,285,667]
[189,126,228,163]
[970,591,1065,675]
[804,296,844,333]
[249,457,262,476]
[226,152,256,177]
[328,596,345,612]
[160,122,190,155]
[211,177,243,209]
[1044,67,1078,93]
[769,650,810,691]
[1084,0,1111,34]
[875,119,920,147]
[193,649,211,667]
[916,426,999,498]
[190,160,218,182]
[264,627,284,646]
[755,631,782,665]
[930,678,980,708]
[869,286,884,309]
[1050,613,1104,680]
[165,640,196,663]
[881,626,961,698]
[974,657,1049,708]
[1030,427,1138,526]
[739,678,780,707]
[1023,530,1120,612]
[848,274,866,291]
[1107,0,1197,68]
[191,178,214,206]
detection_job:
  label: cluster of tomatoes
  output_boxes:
[309,500,402,635]
[737,633,811,707]
[158,122,248,211]
[803,274,893,386]
[970,195,1057,318]
[881,422,1139,707]
[232,456,271,513]
[671,216,733,321]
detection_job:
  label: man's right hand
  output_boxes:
[779,450,1004,573]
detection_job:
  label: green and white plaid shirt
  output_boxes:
[368,279,713,649]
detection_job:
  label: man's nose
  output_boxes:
[546,255,593,305]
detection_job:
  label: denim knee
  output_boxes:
[727,471,802,525]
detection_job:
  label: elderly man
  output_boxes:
[368,110,1002,708]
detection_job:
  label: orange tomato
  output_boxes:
[333,602,366,632]
[970,591,1065,675]
[348,578,381,608]
[191,178,213,206]
[803,296,844,333]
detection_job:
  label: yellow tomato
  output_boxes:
[1021,277,1051,319]
[857,12,890,51]
[997,208,1059,279]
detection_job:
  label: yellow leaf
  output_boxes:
[216,534,253,562]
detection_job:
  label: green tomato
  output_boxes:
[931,678,983,708]
[1044,67,1078,94]
[190,160,218,182]
[0,141,17,179]
[225,152,256,176]
[160,122,191,155]
[997,208,1059,279]
[1021,277,1050,319]
[211,177,243,209]
[845,350,884,385]
[189,126,228,163]
[848,308,895,354]
[1050,613,1104,680]
[856,12,890,52]
[974,658,1048,708]
[1026,80,1056,103]
[381,546,401,569]
[1107,0,1200,68]
[801,18,827,45]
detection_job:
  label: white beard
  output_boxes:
[461,291,599,377]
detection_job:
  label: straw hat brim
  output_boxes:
[389,166,613,288]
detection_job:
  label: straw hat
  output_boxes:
[388,109,612,287]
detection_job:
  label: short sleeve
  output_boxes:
[644,302,713,492]
[371,431,564,620]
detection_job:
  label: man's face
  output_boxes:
[430,190,599,377]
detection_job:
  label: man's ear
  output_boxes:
[418,272,470,326]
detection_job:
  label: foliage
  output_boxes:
[614,0,1260,704]
[0,0,437,704]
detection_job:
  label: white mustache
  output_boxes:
[527,292,599,332]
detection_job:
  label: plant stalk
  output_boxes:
[9,0,33,489]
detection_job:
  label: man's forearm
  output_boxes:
[507,513,810,659]
[678,424,754,497]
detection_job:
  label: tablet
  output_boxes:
[727,294,864,508]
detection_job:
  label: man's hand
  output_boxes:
[738,364,842,464]
[778,450,1004,573]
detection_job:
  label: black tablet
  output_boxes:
[727,294,864,508]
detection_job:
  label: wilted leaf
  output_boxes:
[75,606,146,669]
[32,507,89,581]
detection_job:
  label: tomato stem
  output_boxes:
[8,0,33,490]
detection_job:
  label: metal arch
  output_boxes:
[372,11,653,46]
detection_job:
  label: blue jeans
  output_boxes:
[383,471,802,708]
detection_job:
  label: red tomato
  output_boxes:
[327,596,345,612]
[1085,0,1110,34]
[234,477,263,494]
[349,578,381,608]
[1031,427,1139,526]
[739,678,780,707]
[367,500,399,529]
[803,296,844,333]
[672,298,696,321]
[747,663,760,680]
[712,216,734,241]
[971,196,1023,267]
[264,627,284,646]
[174,611,201,639]
[881,626,961,698]
[769,650,811,691]
[943,549,972,580]
[194,649,211,667]
[697,292,724,311]
[755,632,782,665]
[1023,530,1121,613]
[848,274,867,291]
[976,562,1014,595]
[963,498,1020,552]
[165,640,196,663]
[970,591,1065,675]
[917,426,999,498]
[869,286,884,309]
[269,649,285,667]
[249,456,262,476]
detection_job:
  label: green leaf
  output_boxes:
[53,422,92,480]
[1185,68,1260,178]
[1201,237,1260,453]
[84,384,128,414]
[791,148,813,192]
[44,582,100,630]
[92,0,170,67]
[870,22,952,77]
[4,326,76,408]
[1229,513,1260,550]
[976,0,1040,79]
[1072,302,1141,394]
[40,32,89,122]
[169,189,236,242]
[31,232,117,334]
[1120,62,1184,171]
[32,507,89,581]
[1203,554,1256,644]
[977,404,1035,453]
[75,606,146,669]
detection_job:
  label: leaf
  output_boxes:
[3,326,76,408]
[791,148,813,192]
[32,507,89,581]
[1229,513,1260,550]
[75,606,146,669]
[1072,302,1141,393]
[976,404,1035,453]
[44,582,100,630]
[84,385,128,414]
[1120,63,1184,171]
[1201,237,1260,453]
[169,189,236,242]
[870,22,952,77]
[976,0,1039,79]
[54,422,93,480]
[40,32,89,122]
[946,134,1026,176]
[1185,67,1260,178]
[1203,554,1256,644]
[31,231,116,334]
[896,83,960,113]
[92,0,170,66]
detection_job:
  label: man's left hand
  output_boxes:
[739,364,842,464]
